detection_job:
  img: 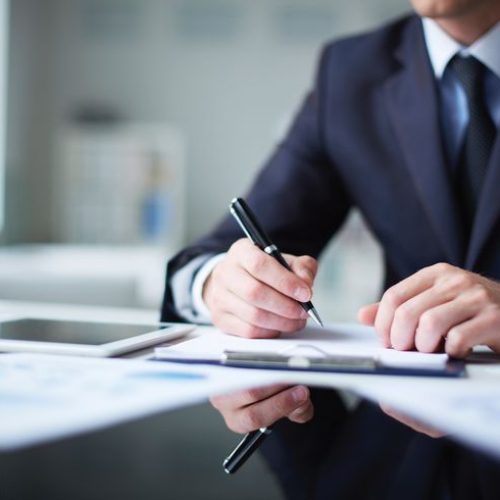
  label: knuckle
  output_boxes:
[491,304,500,318]
[247,252,267,276]
[470,284,491,304]
[394,304,413,324]
[277,274,299,295]
[449,272,474,290]
[419,310,440,332]
[245,281,265,303]
[248,307,266,325]
[231,238,251,253]
[383,288,403,308]
[483,305,500,325]
[432,262,452,273]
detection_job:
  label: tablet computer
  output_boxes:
[0,318,194,357]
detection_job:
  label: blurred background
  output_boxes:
[1,1,416,499]
[0,0,410,319]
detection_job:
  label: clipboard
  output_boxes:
[154,344,466,378]
[221,350,466,377]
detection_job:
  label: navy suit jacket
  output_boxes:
[161,14,500,323]
[161,14,500,499]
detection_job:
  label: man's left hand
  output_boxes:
[358,263,500,358]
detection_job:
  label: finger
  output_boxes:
[375,268,437,347]
[357,303,379,326]
[220,283,307,323]
[446,306,500,358]
[212,310,282,339]
[389,287,452,351]
[221,266,307,320]
[380,404,445,438]
[210,384,291,411]
[288,399,314,424]
[414,288,487,353]
[220,290,308,332]
[234,243,312,302]
[230,385,311,433]
[286,255,318,287]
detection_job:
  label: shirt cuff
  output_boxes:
[191,253,227,322]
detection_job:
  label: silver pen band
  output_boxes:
[264,244,278,254]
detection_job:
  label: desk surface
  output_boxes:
[0,301,499,473]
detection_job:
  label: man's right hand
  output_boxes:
[210,384,314,433]
[203,238,318,338]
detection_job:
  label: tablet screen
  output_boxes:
[0,319,167,345]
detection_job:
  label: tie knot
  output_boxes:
[448,55,487,100]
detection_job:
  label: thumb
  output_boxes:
[358,302,379,326]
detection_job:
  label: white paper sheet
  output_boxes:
[0,353,282,450]
[355,379,500,460]
[155,324,448,369]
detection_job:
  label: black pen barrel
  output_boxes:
[230,198,273,249]
[223,428,271,474]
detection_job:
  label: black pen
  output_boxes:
[223,426,273,474]
[222,198,322,474]
[229,197,323,327]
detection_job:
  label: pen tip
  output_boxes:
[308,307,324,328]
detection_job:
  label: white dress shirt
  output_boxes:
[422,18,500,165]
[172,17,500,324]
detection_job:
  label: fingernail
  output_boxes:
[292,386,308,404]
[294,287,310,302]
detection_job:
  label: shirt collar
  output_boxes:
[422,17,500,80]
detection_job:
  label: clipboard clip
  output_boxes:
[222,344,377,371]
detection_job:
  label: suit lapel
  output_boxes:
[383,18,465,266]
[466,134,500,268]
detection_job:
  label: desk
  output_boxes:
[0,300,499,500]
[0,301,283,500]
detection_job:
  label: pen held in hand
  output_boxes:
[223,426,273,474]
[229,197,324,328]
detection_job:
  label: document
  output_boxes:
[355,379,500,460]
[155,324,449,369]
[0,353,282,450]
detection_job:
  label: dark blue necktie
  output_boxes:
[448,55,496,234]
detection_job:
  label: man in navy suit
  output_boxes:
[162,0,500,497]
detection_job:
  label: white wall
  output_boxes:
[7,0,409,244]
[5,0,55,243]
[0,0,9,231]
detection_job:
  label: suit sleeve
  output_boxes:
[161,44,352,322]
